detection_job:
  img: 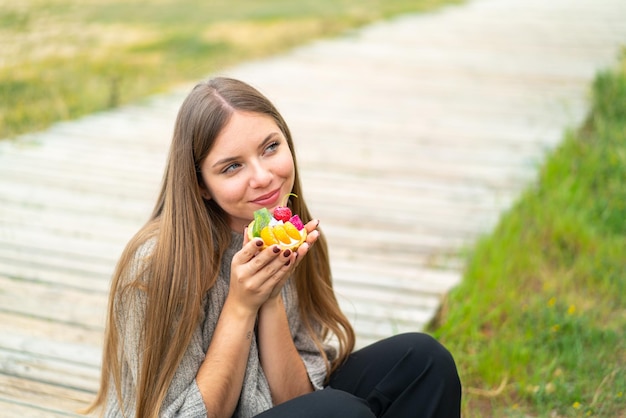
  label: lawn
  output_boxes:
[431,52,626,417]
[0,0,460,139]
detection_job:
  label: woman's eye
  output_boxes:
[222,163,241,174]
[264,141,279,154]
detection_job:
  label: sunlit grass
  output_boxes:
[0,0,461,139]
[430,53,626,417]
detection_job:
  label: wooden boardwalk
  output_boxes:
[1,0,626,415]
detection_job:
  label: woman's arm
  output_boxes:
[195,298,257,418]
[195,237,296,417]
[257,222,321,404]
[257,295,314,405]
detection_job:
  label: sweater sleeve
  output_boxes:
[284,280,336,391]
[107,240,208,418]
[293,328,330,391]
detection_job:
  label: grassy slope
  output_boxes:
[0,0,459,139]
[431,54,626,417]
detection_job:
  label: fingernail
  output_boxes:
[272,246,280,253]
[283,249,291,257]
[284,260,291,266]
[256,239,264,247]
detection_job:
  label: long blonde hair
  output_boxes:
[86,77,354,417]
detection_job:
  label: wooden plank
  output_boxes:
[332,261,460,294]
[0,347,99,394]
[0,330,101,369]
[0,396,84,418]
[0,275,106,330]
[0,360,94,415]
[0,206,141,245]
[0,229,123,273]
[0,241,116,278]
[0,260,110,293]
[322,223,466,253]
[0,181,153,221]
[0,312,103,348]
[339,307,435,349]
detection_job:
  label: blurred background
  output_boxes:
[0,0,459,140]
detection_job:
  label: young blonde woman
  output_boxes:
[86,77,461,418]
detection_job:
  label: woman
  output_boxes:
[86,77,461,418]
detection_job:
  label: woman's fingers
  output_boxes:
[304,219,320,234]
[293,220,320,262]
[242,226,251,246]
[233,235,267,267]
[252,246,288,278]
[267,249,296,298]
[231,219,321,304]
[233,243,290,285]
[304,219,320,247]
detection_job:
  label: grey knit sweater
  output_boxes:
[104,232,331,417]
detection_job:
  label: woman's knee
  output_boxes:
[314,389,374,418]
[391,333,461,385]
[257,388,374,418]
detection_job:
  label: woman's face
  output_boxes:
[199,110,296,232]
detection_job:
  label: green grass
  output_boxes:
[0,0,460,139]
[430,53,626,417]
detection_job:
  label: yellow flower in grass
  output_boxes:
[567,304,576,315]
[526,384,540,394]
[573,401,581,409]
[548,297,556,307]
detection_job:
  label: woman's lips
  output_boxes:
[252,189,280,207]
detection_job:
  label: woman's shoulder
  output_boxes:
[115,230,158,288]
[134,235,157,261]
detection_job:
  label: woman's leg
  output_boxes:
[328,333,461,418]
[255,388,375,418]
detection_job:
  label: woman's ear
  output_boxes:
[197,172,212,200]
[200,188,212,200]
[198,179,212,200]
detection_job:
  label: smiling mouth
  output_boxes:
[252,189,280,206]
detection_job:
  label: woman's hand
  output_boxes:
[231,219,321,306]
[228,233,295,313]
[268,219,321,299]
[254,219,320,404]
[293,219,320,266]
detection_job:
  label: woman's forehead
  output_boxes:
[208,111,282,157]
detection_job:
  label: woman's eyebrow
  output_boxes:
[212,155,239,169]
[258,132,281,149]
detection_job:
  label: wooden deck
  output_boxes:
[1,0,626,415]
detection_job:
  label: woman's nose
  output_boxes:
[249,162,272,188]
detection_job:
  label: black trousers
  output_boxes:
[256,333,461,417]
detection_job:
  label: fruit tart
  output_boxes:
[247,202,307,250]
